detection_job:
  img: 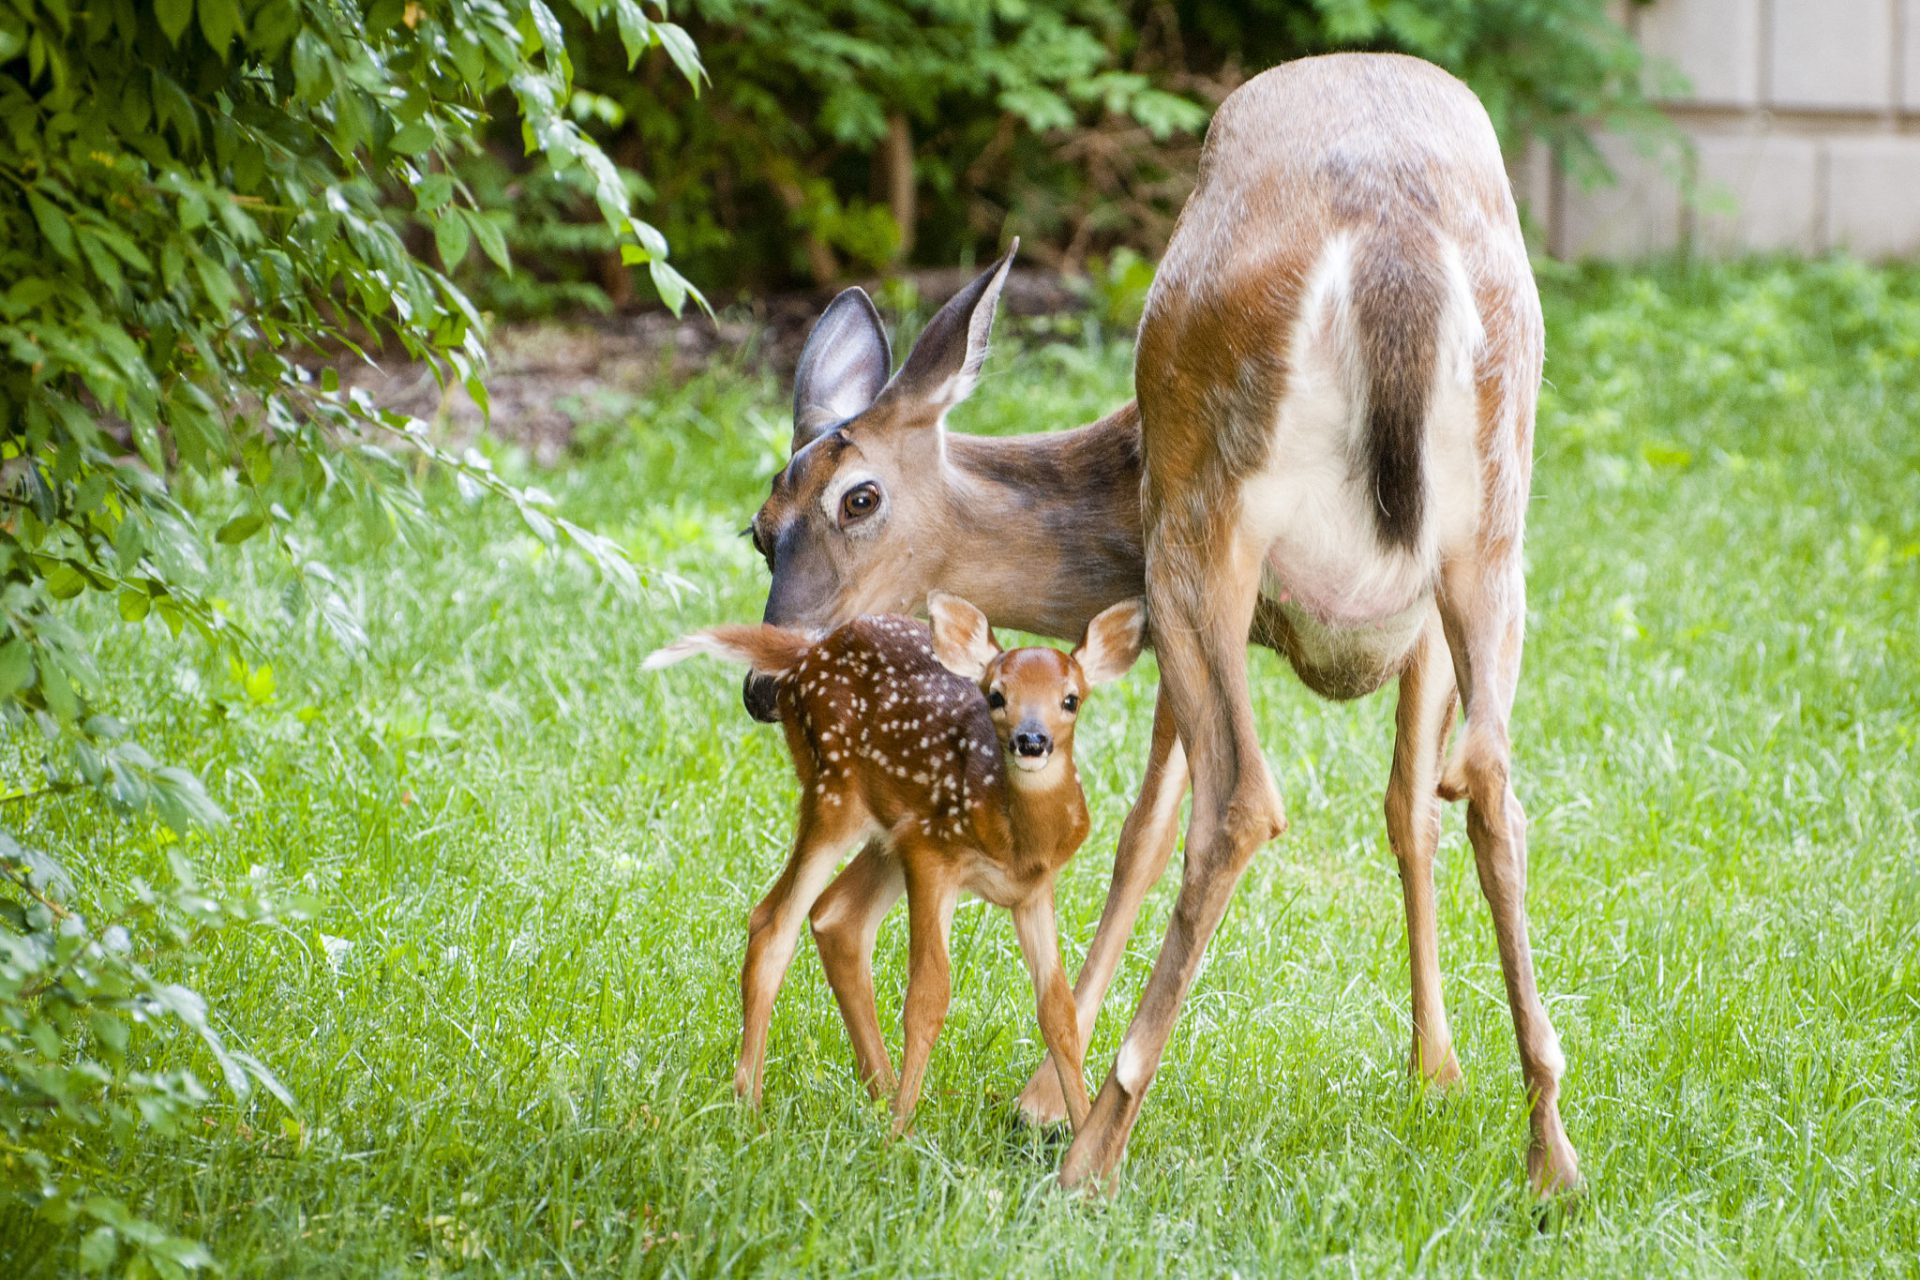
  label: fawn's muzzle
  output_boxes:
[1010,726,1052,769]
[743,673,780,723]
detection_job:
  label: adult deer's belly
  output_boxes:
[1254,575,1428,702]
[1244,474,1439,701]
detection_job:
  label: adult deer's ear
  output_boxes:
[1072,598,1147,685]
[927,591,1000,681]
[792,287,891,452]
[879,239,1017,415]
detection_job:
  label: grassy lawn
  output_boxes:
[8,260,1919,1275]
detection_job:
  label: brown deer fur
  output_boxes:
[736,52,1579,1197]
[647,596,1146,1131]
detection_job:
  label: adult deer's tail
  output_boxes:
[643,625,814,677]
[1350,227,1449,551]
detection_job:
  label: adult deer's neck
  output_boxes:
[930,401,1145,643]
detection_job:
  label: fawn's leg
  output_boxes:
[736,797,868,1105]
[1386,608,1463,1086]
[1061,516,1285,1189]
[892,853,960,1133]
[809,839,904,1096]
[1013,886,1090,1131]
[1017,691,1188,1125]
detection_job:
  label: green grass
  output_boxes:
[9,259,1920,1275]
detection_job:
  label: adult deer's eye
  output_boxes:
[1062,693,1080,713]
[987,689,1006,710]
[839,482,880,524]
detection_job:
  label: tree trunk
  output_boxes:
[884,112,916,264]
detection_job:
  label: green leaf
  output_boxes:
[78,1226,117,1273]
[434,212,470,270]
[465,209,510,271]
[38,655,78,720]
[0,639,34,699]
[198,0,242,54]
[390,122,435,155]
[414,173,454,213]
[44,563,89,600]
[610,0,654,65]
[154,0,193,44]
[27,193,76,260]
[118,589,152,623]
[216,513,264,544]
[653,23,705,90]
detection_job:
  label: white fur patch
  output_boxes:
[1114,1035,1150,1095]
[643,633,748,671]
[1239,234,1486,670]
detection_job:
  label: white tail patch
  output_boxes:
[643,633,754,671]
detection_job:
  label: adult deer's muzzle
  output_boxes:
[743,673,780,723]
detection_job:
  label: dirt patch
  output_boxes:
[330,267,1086,465]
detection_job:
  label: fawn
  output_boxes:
[646,592,1145,1130]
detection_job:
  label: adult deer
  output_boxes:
[740,52,1579,1195]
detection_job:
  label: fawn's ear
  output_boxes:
[927,591,1000,681]
[877,240,1017,415]
[1073,598,1147,686]
[792,287,892,452]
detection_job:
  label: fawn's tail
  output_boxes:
[643,624,814,678]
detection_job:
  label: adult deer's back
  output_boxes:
[1136,54,1538,699]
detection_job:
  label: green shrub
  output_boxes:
[449,0,1663,312]
[0,1,699,1269]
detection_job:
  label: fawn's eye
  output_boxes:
[1062,693,1080,713]
[839,482,880,524]
[746,524,773,567]
[987,689,1006,710]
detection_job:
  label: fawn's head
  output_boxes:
[741,247,1017,720]
[926,592,1146,783]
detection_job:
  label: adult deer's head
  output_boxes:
[741,246,1016,720]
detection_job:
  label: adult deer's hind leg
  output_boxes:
[1060,514,1285,1189]
[1386,608,1463,1086]
[1017,691,1189,1125]
[810,839,905,1097]
[1438,550,1580,1195]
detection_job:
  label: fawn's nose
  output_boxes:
[1011,727,1052,758]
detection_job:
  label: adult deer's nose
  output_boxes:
[743,673,780,723]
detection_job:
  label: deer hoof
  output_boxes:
[1016,1065,1070,1127]
[1413,1041,1464,1089]
[1527,1128,1582,1199]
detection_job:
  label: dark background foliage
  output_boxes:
[450,0,1658,313]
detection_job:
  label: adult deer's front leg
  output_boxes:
[1386,609,1463,1085]
[1060,520,1284,1189]
[1018,691,1188,1124]
[810,839,905,1097]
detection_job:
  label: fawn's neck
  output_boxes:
[1006,758,1090,867]
[930,401,1145,644]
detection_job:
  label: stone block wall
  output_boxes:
[1537,0,1920,259]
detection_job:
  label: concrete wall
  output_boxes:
[1535,0,1920,259]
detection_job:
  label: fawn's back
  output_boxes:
[774,615,1018,858]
